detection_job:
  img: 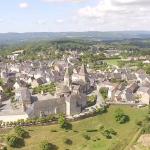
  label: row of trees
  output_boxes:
[0,115,57,128]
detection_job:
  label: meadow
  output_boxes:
[0,105,148,150]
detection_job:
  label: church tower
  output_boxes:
[64,64,71,88]
[78,64,89,83]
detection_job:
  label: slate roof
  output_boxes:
[79,64,88,76]
[137,87,150,95]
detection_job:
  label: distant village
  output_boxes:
[0,49,150,122]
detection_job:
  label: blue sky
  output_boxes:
[0,0,149,33]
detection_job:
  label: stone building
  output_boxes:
[0,95,2,107]
[15,87,32,111]
[136,87,150,105]
[15,64,89,117]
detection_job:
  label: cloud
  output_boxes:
[0,19,4,23]
[111,0,150,6]
[78,0,150,17]
[36,19,48,25]
[56,19,64,23]
[42,0,85,3]
[77,0,150,31]
[19,2,29,9]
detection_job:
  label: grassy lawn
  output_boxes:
[0,105,148,150]
[104,59,121,66]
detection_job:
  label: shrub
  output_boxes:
[100,127,117,139]
[96,106,107,114]
[82,134,91,140]
[114,108,129,124]
[50,129,57,132]
[108,128,117,135]
[144,115,150,122]
[6,135,24,148]
[86,129,98,132]
[87,95,97,106]
[101,130,112,139]
[99,87,108,100]
[38,117,48,123]
[58,115,72,130]
[40,140,53,150]
[99,125,105,131]
[141,124,150,134]
[135,120,143,126]
[14,126,29,138]
[63,138,73,145]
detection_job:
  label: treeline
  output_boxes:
[0,38,150,61]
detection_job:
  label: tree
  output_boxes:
[99,87,108,100]
[6,135,24,148]
[14,126,29,138]
[87,95,97,106]
[40,140,53,150]
[58,115,72,130]
[58,115,66,128]
[114,108,129,124]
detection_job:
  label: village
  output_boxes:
[0,49,150,123]
[1,0,150,149]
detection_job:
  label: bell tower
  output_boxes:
[78,64,89,83]
[64,64,71,88]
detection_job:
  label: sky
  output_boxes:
[0,0,150,33]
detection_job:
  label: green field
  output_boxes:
[104,59,121,66]
[0,105,148,150]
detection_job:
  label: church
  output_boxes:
[17,64,90,117]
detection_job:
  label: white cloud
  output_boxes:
[111,0,150,6]
[56,19,64,23]
[36,19,48,25]
[77,0,150,31]
[19,2,29,9]
[42,0,85,3]
[0,19,4,23]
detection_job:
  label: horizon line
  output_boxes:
[1,30,150,34]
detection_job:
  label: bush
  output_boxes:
[108,128,117,135]
[63,138,73,145]
[87,95,97,106]
[99,125,105,131]
[114,108,129,124]
[40,140,53,150]
[58,115,72,130]
[50,129,57,132]
[141,124,150,134]
[96,106,107,114]
[100,127,117,139]
[101,130,112,139]
[86,129,98,132]
[144,115,150,122]
[135,120,143,126]
[14,126,29,138]
[99,87,108,100]
[82,134,91,140]
[6,135,24,148]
